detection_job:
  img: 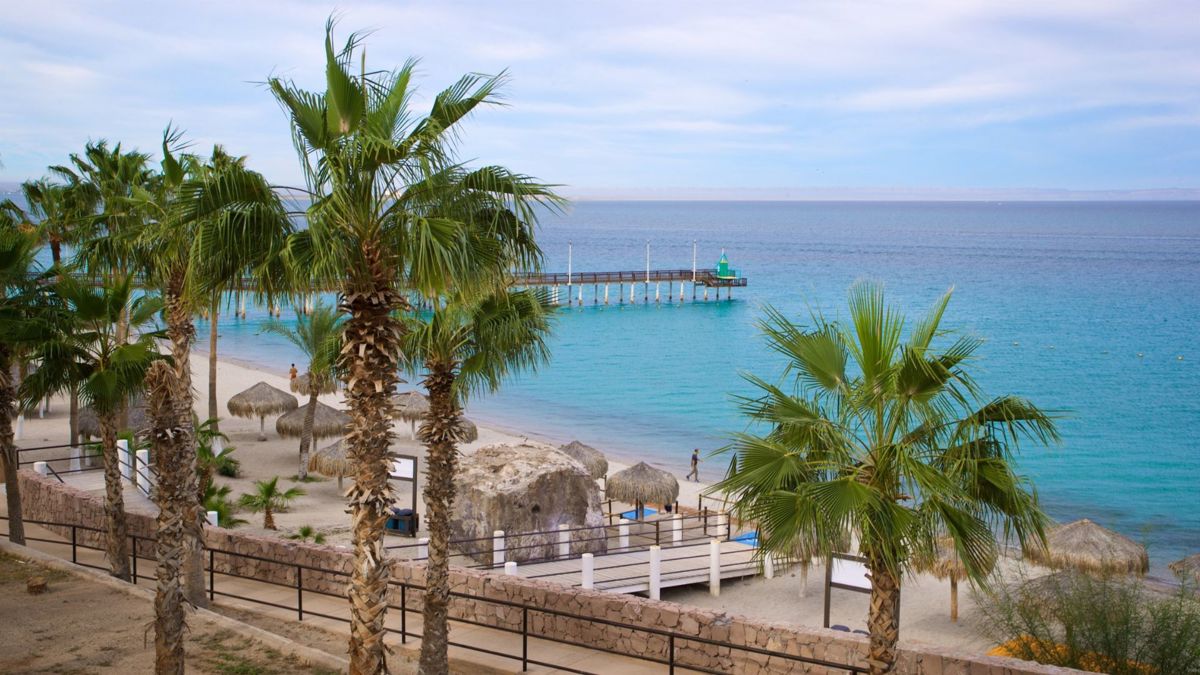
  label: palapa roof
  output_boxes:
[917,536,995,581]
[79,398,148,437]
[1169,553,1200,581]
[391,391,430,422]
[606,461,679,506]
[308,440,351,478]
[227,382,299,418]
[559,440,608,479]
[290,373,337,397]
[275,402,351,439]
[1025,518,1149,576]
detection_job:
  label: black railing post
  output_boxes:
[400,584,407,644]
[669,634,675,675]
[131,537,137,583]
[296,566,303,620]
[655,520,660,547]
[209,549,215,602]
[521,606,529,671]
[71,525,77,564]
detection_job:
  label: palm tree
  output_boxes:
[23,275,164,581]
[266,19,561,672]
[0,224,59,546]
[713,282,1058,675]
[196,417,238,500]
[203,483,246,528]
[287,525,327,544]
[238,477,304,530]
[262,303,343,479]
[403,289,553,672]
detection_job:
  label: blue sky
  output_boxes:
[2,1,1198,198]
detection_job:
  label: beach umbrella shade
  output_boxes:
[226,381,299,441]
[558,440,608,480]
[275,401,351,440]
[1169,553,1200,583]
[606,461,679,519]
[1025,518,1149,576]
[290,373,337,397]
[309,440,352,490]
[457,417,479,443]
[917,536,995,622]
[391,391,430,436]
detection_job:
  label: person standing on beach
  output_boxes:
[686,448,702,481]
[289,363,298,381]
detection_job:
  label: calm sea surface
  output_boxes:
[28,199,1200,573]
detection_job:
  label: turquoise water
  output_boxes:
[29,198,1198,572]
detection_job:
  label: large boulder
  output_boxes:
[451,442,607,564]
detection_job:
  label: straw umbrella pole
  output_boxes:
[1025,519,1149,576]
[226,382,298,441]
[309,440,352,491]
[917,537,995,622]
[606,462,679,520]
[559,440,608,480]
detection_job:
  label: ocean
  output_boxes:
[23,198,1200,573]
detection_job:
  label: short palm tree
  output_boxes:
[262,303,343,479]
[267,19,561,672]
[403,289,554,672]
[23,275,164,581]
[714,282,1058,675]
[287,525,327,544]
[239,477,305,530]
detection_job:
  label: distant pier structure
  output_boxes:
[513,241,747,305]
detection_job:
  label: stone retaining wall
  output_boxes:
[16,470,1082,674]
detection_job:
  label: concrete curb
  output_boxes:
[0,539,350,673]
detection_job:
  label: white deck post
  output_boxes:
[417,537,429,559]
[558,523,570,559]
[582,553,594,589]
[206,510,219,527]
[679,282,685,302]
[655,282,660,303]
[764,552,775,579]
[672,514,683,545]
[39,398,47,418]
[649,545,662,600]
[69,445,82,473]
[15,414,23,440]
[604,284,609,305]
[709,539,721,597]
[717,511,729,540]
[618,518,630,551]
[117,439,131,482]
[493,530,506,568]
[136,449,152,493]
[33,461,49,476]
[504,561,518,576]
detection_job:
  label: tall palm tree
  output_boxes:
[266,19,561,672]
[23,275,164,581]
[713,282,1058,675]
[403,289,553,672]
[0,224,59,546]
[263,302,343,479]
[238,477,304,530]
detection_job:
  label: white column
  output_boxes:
[679,282,685,302]
[417,537,429,559]
[581,553,594,590]
[39,398,47,418]
[557,523,570,559]
[618,518,630,550]
[69,445,82,473]
[15,414,23,440]
[238,294,246,318]
[604,284,609,305]
[709,539,721,597]
[704,286,709,301]
[206,510,219,527]
[136,449,152,493]
[630,283,636,304]
[493,530,506,568]
[672,514,683,546]
[764,552,775,580]
[566,241,573,303]
[649,545,662,600]
[34,461,49,476]
[717,512,728,540]
[692,240,697,282]
[117,439,132,482]
[504,561,518,576]
[577,285,583,305]
[655,282,660,303]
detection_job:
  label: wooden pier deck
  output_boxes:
[514,268,747,288]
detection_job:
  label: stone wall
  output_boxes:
[16,470,1082,674]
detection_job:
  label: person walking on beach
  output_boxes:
[686,448,702,482]
[289,363,298,382]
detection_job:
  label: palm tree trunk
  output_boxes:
[68,383,80,448]
[299,385,318,480]
[341,281,404,675]
[949,576,958,623]
[207,296,219,429]
[866,552,901,675]
[145,361,188,674]
[0,352,25,545]
[264,506,275,531]
[419,359,459,675]
[165,277,206,608]
[98,414,131,581]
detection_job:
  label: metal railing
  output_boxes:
[1,514,866,674]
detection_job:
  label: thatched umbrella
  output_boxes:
[457,417,479,443]
[917,536,995,622]
[1169,553,1200,583]
[309,440,351,490]
[1025,519,1149,576]
[606,462,679,520]
[227,382,299,441]
[559,440,608,480]
[275,402,351,440]
[290,373,336,397]
[79,398,149,439]
[392,391,430,436]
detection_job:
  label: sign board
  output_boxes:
[390,457,415,480]
[829,556,871,591]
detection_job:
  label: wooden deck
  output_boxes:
[513,268,748,288]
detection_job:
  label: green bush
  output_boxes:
[975,570,1200,674]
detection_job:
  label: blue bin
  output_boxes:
[386,508,419,536]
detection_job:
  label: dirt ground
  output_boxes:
[0,552,341,675]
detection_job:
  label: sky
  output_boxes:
[1,1,1199,199]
